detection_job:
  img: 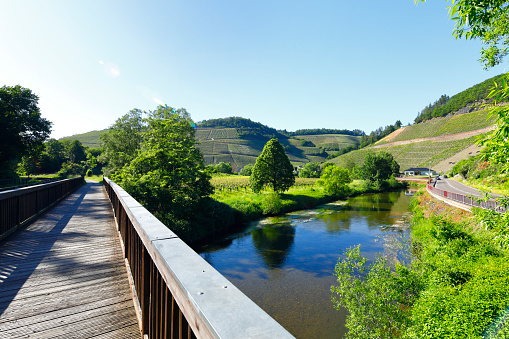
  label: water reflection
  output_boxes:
[251,224,295,269]
[197,190,413,338]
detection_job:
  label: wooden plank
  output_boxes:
[0,182,140,338]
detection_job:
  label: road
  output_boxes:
[433,177,499,199]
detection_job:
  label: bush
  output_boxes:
[86,169,93,177]
[229,199,263,222]
[261,193,283,215]
[317,165,351,197]
[57,161,86,178]
[239,164,253,176]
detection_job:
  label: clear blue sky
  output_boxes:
[1,0,507,139]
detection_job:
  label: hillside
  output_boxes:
[60,130,106,149]
[330,108,495,173]
[61,117,361,171]
[414,73,506,123]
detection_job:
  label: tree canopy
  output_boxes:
[298,162,322,178]
[0,85,51,176]
[317,165,351,196]
[100,109,145,176]
[250,139,295,193]
[111,106,213,229]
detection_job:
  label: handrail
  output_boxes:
[0,177,83,241]
[103,177,294,339]
[427,184,505,212]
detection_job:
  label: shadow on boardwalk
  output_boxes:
[0,182,140,338]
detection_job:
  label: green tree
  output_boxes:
[361,151,400,185]
[17,156,39,177]
[112,106,213,232]
[100,109,145,176]
[215,162,233,174]
[0,85,51,177]
[317,165,351,196]
[239,163,254,176]
[250,139,295,193]
[43,139,67,172]
[64,139,87,164]
[298,162,322,178]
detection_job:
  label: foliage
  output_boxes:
[299,139,315,147]
[333,200,509,338]
[62,139,87,164]
[331,246,421,339]
[250,139,295,193]
[42,138,67,173]
[361,151,400,185]
[419,0,509,69]
[111,106,213,232]
[239,163,254,176]
[317,165,351,196]
[58,161,86,177]
[100,109,145,176]
[298,162,322,178]
[478,76,509,173]
[261,193,283,215]
[214,162,233,174]
[0,85,51,177]
[16,156,39,177]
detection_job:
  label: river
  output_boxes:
[196,190,414,338]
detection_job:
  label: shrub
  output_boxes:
[261,193,283,215]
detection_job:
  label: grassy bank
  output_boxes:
[408,190,509,338]
[194,176,407,244]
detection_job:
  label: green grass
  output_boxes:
[86,174,104,184]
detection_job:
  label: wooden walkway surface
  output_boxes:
[0,181,140,338]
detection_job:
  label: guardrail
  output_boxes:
[103,177,294,339]
[427,184,504,212]
[0,177,83,241]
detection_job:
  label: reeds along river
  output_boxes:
[196,190,414,338]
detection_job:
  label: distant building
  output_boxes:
[404,167,435,176]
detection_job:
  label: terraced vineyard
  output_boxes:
[293,134,360,150]
[331,135,485,172]
[375,109,495,145]
[195,125,361,170]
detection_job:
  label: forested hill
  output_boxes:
[415,73,507,123]
[197,117,286,140]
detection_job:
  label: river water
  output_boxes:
[196,190,414,338]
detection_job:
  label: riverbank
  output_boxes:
[188,177,407,246]
[406,189,509,337]
[197,189,414,338]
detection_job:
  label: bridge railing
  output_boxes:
[427,184,504,212]
[103,177,294,339]
[0,177,83,241]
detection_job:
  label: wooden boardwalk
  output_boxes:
[0,181,140,338]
